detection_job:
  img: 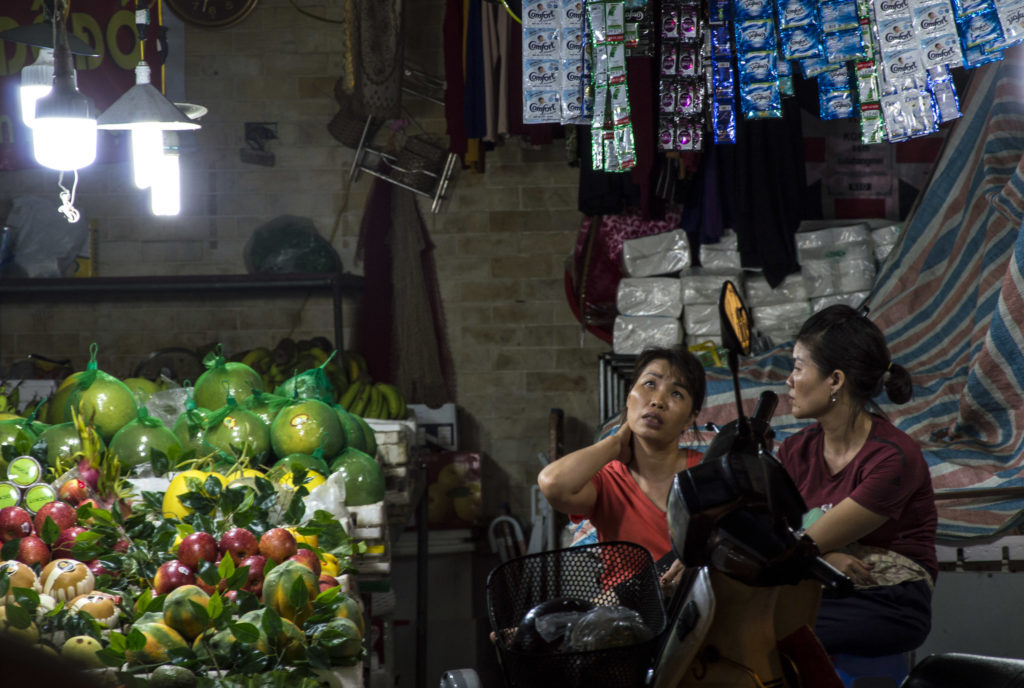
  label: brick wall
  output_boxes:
[0,0,608,518]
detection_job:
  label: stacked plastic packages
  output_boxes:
[613,231,691,354]
[681,268,744,347]
[745,273,811,345]
[796,223,876,312]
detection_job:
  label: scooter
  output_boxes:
[466,281,853,688]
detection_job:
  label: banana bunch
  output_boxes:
[339,380,408,419]
[241,337,349,396]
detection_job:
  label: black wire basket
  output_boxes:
[486,541,666,688]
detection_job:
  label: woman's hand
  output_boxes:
[823,551,877,587]
[614,423,633,464]
[659,558,685,598]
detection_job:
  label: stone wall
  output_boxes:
[0,0,608,518]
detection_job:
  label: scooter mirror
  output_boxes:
[719,280,751,357]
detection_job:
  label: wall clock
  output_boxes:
[164,0,259,28]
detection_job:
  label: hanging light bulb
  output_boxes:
[20,48,54,128]
[32,0,97,170]
[150,132,181,216]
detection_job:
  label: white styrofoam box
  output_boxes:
[616,277,684,317]
[683,303,720,336]
[680,268,744,305]
[699,246,742,270]
[622,230,691,277]
[366,418,417,441]
[751,301,810,334]
[838,245,876,293]
[612,315,684,354]
[2,380,58,412]
[350,501,386,529]
[745,273,807,306]
[811,291,870,313]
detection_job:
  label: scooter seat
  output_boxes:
[902,653,1024,688]
[832,652,908,687]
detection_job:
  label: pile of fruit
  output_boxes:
[0,454,368,687]
[0,341,408,686]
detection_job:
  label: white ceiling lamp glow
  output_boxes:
[96,10,200,214]
[150,133,182,216]
[20,48,54,129]
[32,0,97,172]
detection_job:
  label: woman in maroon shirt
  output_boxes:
[778,305,937,657]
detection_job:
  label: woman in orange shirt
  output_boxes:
[538,347,705,578]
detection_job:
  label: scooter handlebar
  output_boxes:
[805,549,855,596]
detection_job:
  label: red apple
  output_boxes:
[239,554,267,596]
[223,589,240,602]
[16,536,51,567]
[288,548,321,578]
[258,527,298,564]
[318,573,339,593]
[219,527,258,564]
[0,506,34,542]
[178,531,219,571]
[113,538,132,553]
[153,559,196,595]
[57,479,90,506]
[33,501,77,534]
[52,526,88,559]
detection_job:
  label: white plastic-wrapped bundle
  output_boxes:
[837,244,876,293]
[811,291,870,313]
[801,259,838,298]
[683,303,720,337]
[751,301,810,337]
[686,334,723,347]
[871,224,901,264]
[745,273,808,307]
[613,316,684,354]
[679,268,744,305]
[699,245,742,270]
[795,223,871,262]
[616,278,684,317]
[622,230,691,277]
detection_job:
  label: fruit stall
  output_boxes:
[0,339,419,688]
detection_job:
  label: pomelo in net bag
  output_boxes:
[192,345,264,411]
[46,345,137,442]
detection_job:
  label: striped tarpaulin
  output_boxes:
[697,50,1024,542]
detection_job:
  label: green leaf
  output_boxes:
[41,516,61,546]
[12,586,39,612]
[225,565,249,591]
[315,586,340,605]
[261,606,282,643]
[126,627,147,651]
[141,490,164,512]
[107,630,127,653]
[219,486,246,514]
[230,621,261,645]
[1,539,19,561]
[198,559,221,586]
[96,647,125,668]
[4,602,31,629]
[150,447,170,477]
[283,494,306,525]
[305,644,332,670]
[218,555,235,580]
[289,575,310,610]
[174,523,195,539]
[187,599,211,628]
[204,475,223,499]
[0,572,9,600]
[88,508,115,525]
[207,591,224,622]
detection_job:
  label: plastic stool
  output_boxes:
[833,652,909,688]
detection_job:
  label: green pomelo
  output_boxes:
[330,447,385,506]
[172,407,211,456]
[48,371,138,442]
[109,418,182,468]
[33,422,106,468]
[193,362,264,410]
[204,408,270,464]
[271,399,344,460]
